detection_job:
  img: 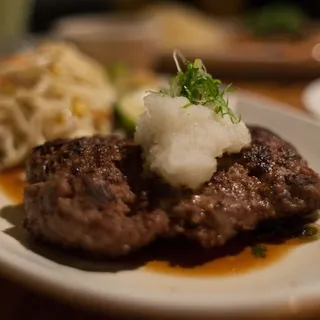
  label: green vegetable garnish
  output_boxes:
[299,224,320,241]
[245,3,306,38]
[107,62,130,83]
[251,244,267,258]
[160,50,240,124]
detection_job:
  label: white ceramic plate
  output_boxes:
[302,78,320,121]
[0,92,320,319]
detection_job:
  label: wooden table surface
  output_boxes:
[0,79,315,320]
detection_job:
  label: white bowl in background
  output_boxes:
[53,14,159,69]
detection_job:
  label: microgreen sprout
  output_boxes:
[160,50,240,124]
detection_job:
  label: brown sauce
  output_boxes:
[120,217,315,277]
[0,168,315,277]
[0,167,26,204]
[143,237,304,277]
[139,218,317,276]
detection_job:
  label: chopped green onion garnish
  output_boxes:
[251,244,267,258]
[159,50,240,124]
[299,224,320,241]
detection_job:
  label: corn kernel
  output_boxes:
[71,97,88,118]
[55,112,65,124]
[48,63,63,75]
[55,109,71,124]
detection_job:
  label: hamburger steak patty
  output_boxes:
[24,136,168,257]
[24,126,320,257]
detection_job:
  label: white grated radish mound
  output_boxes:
[134,93,251,189]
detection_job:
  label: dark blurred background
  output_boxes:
[29,0,320,33]
[3,0,320,79]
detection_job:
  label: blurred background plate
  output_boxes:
[51,2,320,79]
